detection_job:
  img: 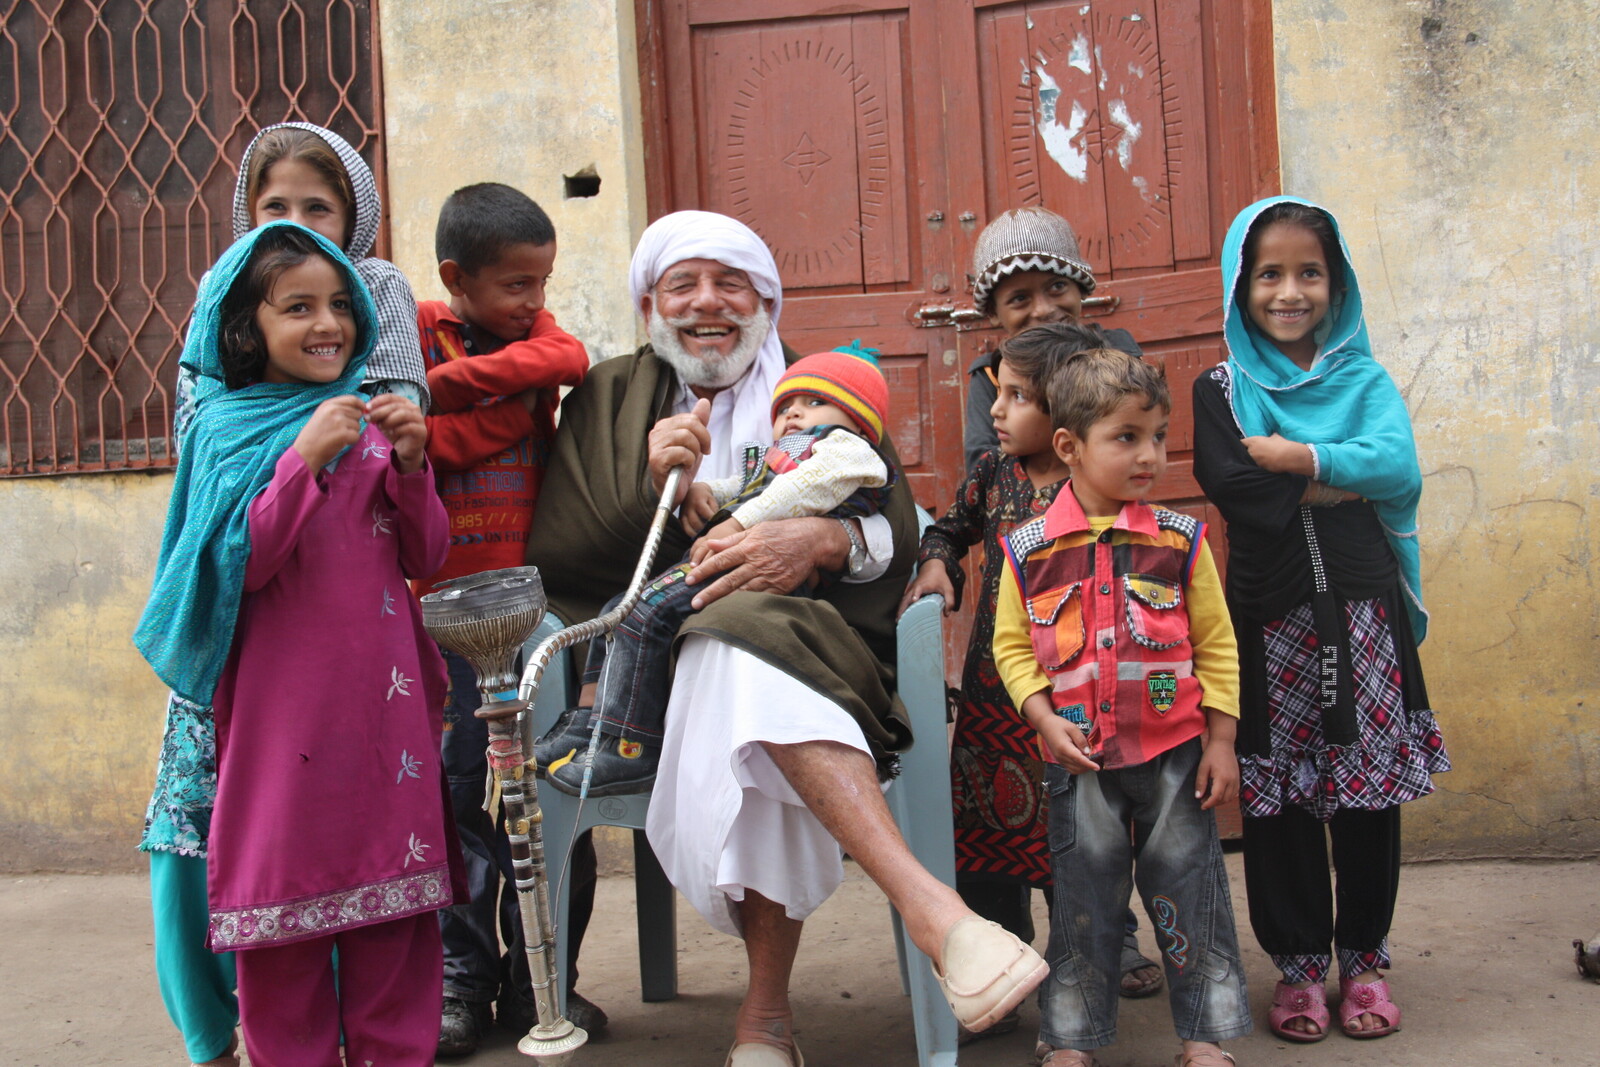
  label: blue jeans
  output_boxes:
[439,649,595,1003]
[1040,738,1252,1048]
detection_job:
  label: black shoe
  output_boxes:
[437,995,494,1058]
[533,706,595,777]
[497,988,609,1040]
[547,733,658,797]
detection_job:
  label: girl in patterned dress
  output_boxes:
[141,122,429,1067]
[136,222,457,1066]
[1192,196,1449,1044]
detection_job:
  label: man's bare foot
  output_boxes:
[732,1002,798,1060]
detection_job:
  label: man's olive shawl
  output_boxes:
[526,344,918,765]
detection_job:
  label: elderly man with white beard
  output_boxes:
[527,211,1045,1064]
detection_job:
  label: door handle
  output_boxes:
[913,304,954,324]
[1083,294,1120,315]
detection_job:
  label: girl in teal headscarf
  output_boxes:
[135,221,455,1064]
[1193,197,1449,1045]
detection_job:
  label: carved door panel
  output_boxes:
[947,0,1276,570]
[642,1,969,508]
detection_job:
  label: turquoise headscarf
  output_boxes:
[135,221,378,701]
[1221,196,1427,641]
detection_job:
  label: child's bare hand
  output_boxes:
[680,482,720,536]
[1022,693,1099,774]
[366,393,427,473]
[1241,433,1313,475]
[1194,737,1239,810]
[898,558,955,617]
[293,395,366,470]
[689,518,744,565]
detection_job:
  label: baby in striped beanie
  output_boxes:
[680,340,894,546]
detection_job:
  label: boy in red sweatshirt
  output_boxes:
[416,182,593,1057]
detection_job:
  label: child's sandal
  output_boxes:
[1268,979,1329,1043]
[1338,975,1401,1038]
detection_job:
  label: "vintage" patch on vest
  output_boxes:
[1147,670,1177,714]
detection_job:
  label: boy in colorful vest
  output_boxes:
[992,340,1252,1067]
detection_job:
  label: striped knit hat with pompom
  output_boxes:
[771,339,889,446]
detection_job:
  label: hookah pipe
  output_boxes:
[420,467,683,1063]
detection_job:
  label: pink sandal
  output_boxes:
[1268,980,1329,1043]
[1338,975,1401,1039]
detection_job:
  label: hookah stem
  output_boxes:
[487,712,565,1033]
[500,466,683,1030]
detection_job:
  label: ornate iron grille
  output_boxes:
[0,0,385,475]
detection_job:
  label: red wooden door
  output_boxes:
[639,0,974,508]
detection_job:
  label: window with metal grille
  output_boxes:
[0,1,386,476]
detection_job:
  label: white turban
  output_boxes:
[628,211,789,481]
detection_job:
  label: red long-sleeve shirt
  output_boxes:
[416,301,589,587]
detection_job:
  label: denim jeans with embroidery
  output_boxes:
[1040,738,1253,1048]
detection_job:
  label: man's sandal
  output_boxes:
[932,916,1049,1032]
[1338,975,1401,1039]
[1039,1050,1101,1067]
[1173,1049,1235,1067]
[1268,979,1329,1043]
[725,1040,804,1066]
[1120,930,1164,998]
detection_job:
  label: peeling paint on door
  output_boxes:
[1033,63,1089,183]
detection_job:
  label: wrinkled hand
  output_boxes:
[684,516,843,610]
[366,393,426,473]
[648,398,711,504]
[293,395,366,471]
[1241,433,1314,475]
[680,481,720,536]
[1021,693,1099,774]
[898,558,955,618]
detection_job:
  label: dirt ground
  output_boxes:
[2,855,1596,1066]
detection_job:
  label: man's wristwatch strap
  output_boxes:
[836,517,867,576]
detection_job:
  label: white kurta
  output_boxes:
[646,634,889,937]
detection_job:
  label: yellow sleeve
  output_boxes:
[993,561,1051,713]
[1187,539,1240,718]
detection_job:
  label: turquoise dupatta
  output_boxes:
[134,222,378,702]
[1221,196,1427,641]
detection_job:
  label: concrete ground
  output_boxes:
[2,855,1596,1066]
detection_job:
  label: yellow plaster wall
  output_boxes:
[1273,0,1600,855]
[0,475,173,870]
[377,0,650,361]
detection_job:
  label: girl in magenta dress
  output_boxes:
[137,221,459,1066]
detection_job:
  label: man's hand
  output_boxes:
[1195,708,1240,810]
[898,558,955,618]
[293,395,366,471]
[648,397,711,504]
[684,516,843,609]
[1241,433,1314,475]
[1021,692,1099,773]
[366,394,426,473]
[680,481,721,536]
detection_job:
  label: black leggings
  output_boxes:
[1241,804,1401,961]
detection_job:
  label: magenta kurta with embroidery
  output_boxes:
[207,425,457,951]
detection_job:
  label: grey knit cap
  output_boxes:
[970,207,1095,314]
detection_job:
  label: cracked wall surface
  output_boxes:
[2,0,1595,869]
[1275,0,1600,856]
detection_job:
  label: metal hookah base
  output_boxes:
[515,1019,588,1062]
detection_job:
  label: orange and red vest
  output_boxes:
[1001,493,1206,771]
